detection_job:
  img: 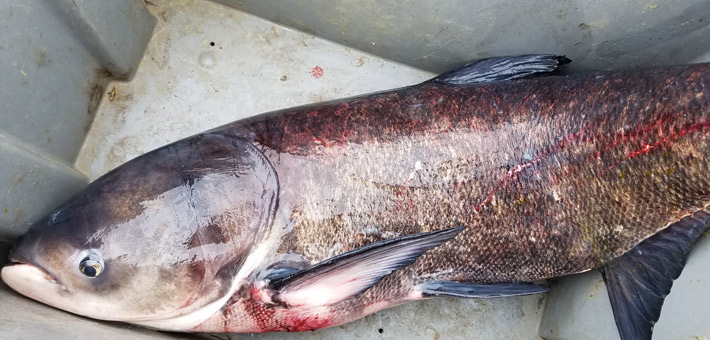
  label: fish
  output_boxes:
[2,54,710,340]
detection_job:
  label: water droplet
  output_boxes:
[198,51,216,69]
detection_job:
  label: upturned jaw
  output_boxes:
[2,248,62,294]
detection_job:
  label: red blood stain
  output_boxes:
[474,114,710,210]
[238,284,334,332]
[598,121,710,176]
[243,300,275,332]
[236,285,276,332]
[311,66,324,78]
[476,125,590,212]
[250,285,262,299]
[281,314,332,332]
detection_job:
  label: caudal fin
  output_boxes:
[601,210,710,340]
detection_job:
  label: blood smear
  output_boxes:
[311,66,324,78]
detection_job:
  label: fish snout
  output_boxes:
[3,246,59,285]
[7,248,32,265]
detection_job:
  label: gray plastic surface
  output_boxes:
[48,0,156,78]
[2,0,710,339]
[217,0,710,73]
[540,235,710,340]
[0,0,155,239]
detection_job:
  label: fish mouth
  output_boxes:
[4,248,60,285]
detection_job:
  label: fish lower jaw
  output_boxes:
[4,262,60,285]
[5,249,61,285]
[1,263,66,307]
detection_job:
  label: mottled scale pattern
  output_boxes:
[201,64,710,330]
[223,64,710,288]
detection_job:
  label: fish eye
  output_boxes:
[79,254,104,278]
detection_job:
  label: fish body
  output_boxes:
[2,55,710,339]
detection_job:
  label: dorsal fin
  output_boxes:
[601,210,710,340]
[430,54,570,85]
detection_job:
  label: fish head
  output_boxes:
[1,188,212,325]
[1,133,279,329]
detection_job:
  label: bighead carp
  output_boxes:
[3,55,710,340]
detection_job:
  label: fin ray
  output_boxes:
[430,54,570,85]
[420,280,548,299]
[601,210,710,340]
[267,227,464,308]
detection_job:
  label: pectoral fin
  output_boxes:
[267,227,464,308]
[430,54,570,85]
[601,210,710,340]
[420,280,548,298]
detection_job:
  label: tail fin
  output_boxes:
[601,209,710,340]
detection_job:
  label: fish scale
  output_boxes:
[258,65,710,282]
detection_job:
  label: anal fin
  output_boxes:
[601,210,710,340]
[420,280,548,298]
